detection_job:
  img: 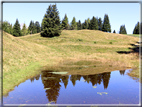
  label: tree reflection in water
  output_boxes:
[39,70,125,104]
[119,70,125,75]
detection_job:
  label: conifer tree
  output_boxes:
[113,30,116,33]
[9,24,13,35]
[98,17,102,31]
[133,22,139,34]
[32,23,37,34]
[102,14,111,32]
[2,21,10,33]
[89,16,98,30]
[77,20,82,30]
[82,20,88,29]
[28,20,34,34]
[13,19,22,37]
[22,23,27,36]
[61,14,69,30]
[119,25,127,34]
[35,21,41,33]
[87,18,90,29]
[71,17,77,30]
[41,4,61,37]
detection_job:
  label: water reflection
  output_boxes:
[3,69,139,104]
[40,70,115,103]
[119,70,125,75]
[30,74,40,82]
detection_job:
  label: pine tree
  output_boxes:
[133,22,139,34]
[71,17,77,30]
[82,20,88,29]
[77,20,82,30]
[2,21,10,33]
[41,4,61,37]
[28,20,34,34]
[87,18,90,29]
[113,30,116,33]
[35,21,41,33]
[13,19,22,37]
[22,23,27,36]
[89,16,98,30]
[102,14,111,32]
[32,22,37,34]
[61,14,69,30]
[119,25,127,34]
[98,17,102,31]
[9,24,13,35]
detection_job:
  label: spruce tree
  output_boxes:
[102,14,111,32]
[35,21,41,33]
[77,20,81,30]
[22,23,27,36]
[71,17,77,30]
[98,17,102,31]
[119,25,127,34]
[28,20,34,34]
[9,24,13,35]
[89,16,98,30]
[32,22,37,34]
[82,20,88,29]
[61,14,69,30]
[113,30,116,33]
[133,22,139,34]
[41,4,61,37]
[2,21,10,33]
[13,19,22,37]
[87,18,90,29]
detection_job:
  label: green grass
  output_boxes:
[3,30,140,95]
[125,34,141,38]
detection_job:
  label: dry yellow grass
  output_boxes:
[3,30,140,95]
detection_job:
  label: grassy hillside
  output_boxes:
[3,30,139,95]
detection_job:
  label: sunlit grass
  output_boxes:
[3,29,140,95]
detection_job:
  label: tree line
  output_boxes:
[2,20,41,37]
[2,4,141,37]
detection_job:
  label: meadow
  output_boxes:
[3,30,140,95]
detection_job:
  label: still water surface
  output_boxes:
[3,69,139,104]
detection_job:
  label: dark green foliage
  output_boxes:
[35,21,41,33]
[0,21,1,29]
[102,14,111,32]
[9,24,13,35]
[28,20,37,34]
[113,30,116,33]
[109,42,112,44]
[71,17,77,30]
[28,20,34,34]
[82,20,88,29]
[133,22,139,34]
[2,21,13,34]
[77,39,83,41]
[87,18,90,29]
[41,4,61,37]
[77,20,82,30]
[89,16,98,30]
[61,14,69,30]
[94,41,96,44]
[22,23,27,36]
[119,25,127,34]
[98,17,102,31]
[13,19,22,37]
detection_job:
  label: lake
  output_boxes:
[3,69,140,105]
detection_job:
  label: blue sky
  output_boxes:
[3,3,140,34]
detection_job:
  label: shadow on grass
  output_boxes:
[116,42,141,57]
